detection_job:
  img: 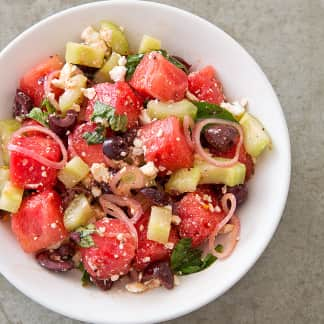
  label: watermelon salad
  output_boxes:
[0,21,271,293]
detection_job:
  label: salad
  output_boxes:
[0,21,271,293]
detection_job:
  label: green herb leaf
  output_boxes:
[158,49,189,74]
[91,101,128,132]
[125,53,144,80]
[26,107,49,126]
[41,98,56,114]
[82,125,105,145]
[192,101,237,122]
[76,224,97,247]
[171,238,217,275]
[78,262,91,286]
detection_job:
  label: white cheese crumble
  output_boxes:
[81,26,108,53]
[118,56,127,66]
[139,110,152,125]
[90,163,110,183]
[220,100,246,117]
[140,161,159,178]
[82,87,96,100]
[91,186,102,197]
[110,275,119,282]
[109,65,127,82]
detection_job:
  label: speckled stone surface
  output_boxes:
[0,0,323,323]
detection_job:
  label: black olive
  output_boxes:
[142,261,174,289]
[48,110,78,137]
[226,184,248,207]
[13,89,33,117]
[103,136,129,160]
[139,187,172,206]
[203,124,239,153]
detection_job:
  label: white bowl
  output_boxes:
[0,1,290,323]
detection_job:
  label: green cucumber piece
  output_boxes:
[64,194,94,231]
[138,35,161,53]
[195,158,246,187]
[147,99,197,120]
[0,181,24,213]
[65,42,105,68]
[58,156,90,188]
[99,21,129,55]
[147,206,172,244]
[0,167,9,192]
[239,112,271,158]
[165,167,200,193]
[0,120,21,165]
[94,52,120,83]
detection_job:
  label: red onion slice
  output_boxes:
[208,193,237,257]
[109,166,146,197]
[193,118,243,168]
[101,194,143,224]
[8,125,67,169]
[99,195,138,247]
[103,155,119,169]
[183,115,195,150]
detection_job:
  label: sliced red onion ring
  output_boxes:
[109,166,146,197]
[99,195,138,247]
[193,118,243,168]
[208,193,237,257]
[101,194,143,224]
[8,125,67,169]
[44,70,61,110]
[103,155,119,169]
[183,115,195,150]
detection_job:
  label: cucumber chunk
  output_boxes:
[138,35,161,53]
[0,167,9,191]
[165,167,200,193]
[147,99,197,120]
[65,42,105,68]
[99,21,129,55]
[94,52,120,83]
[64,194,94,231]
[239,112,271,158]
[0,120,21,165]
[0,181,24,213]
[58,156,90,188]
[147,206,172,244]
[195,158,246,187]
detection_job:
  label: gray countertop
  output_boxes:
[0,0,323,323]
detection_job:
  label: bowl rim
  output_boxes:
[0,1,291,323]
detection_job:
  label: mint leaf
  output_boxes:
[192,101,237,122]
[82,125,105,145]
[41,98,56,114]
[125,53,144,80]
[171,238,217,275]
[26,107,49,126]
[78,262,91,286]
[158,50,189,74]
[91,101,128,132]
[76,224,97,247]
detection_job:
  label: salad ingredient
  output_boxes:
[69,122,106,165]
[171,238,216,275]
[11,189,67,253]
[85,82,142,128]
[239,112,271,158]
[0,119,21,165]
[0,180,24,213]
[183,115,195,150]
[138,35,162,54]
[188,66,224,105]
[138,187,171,207]
[65,42,105,68]
[0,167,9,189]
[94,52,120,83]
[142,260,174,289]
[130,51,188,101]
[220,100,246,119]
[58,156,89,189]
[64,194,94,231]
[147,206,172,244]
[226,184,248,207]
[193,118,243,168]
[134,213,179,271]
[82,125,105,145]
[103,136,129,160]
[203,124,239,153]
[165,167,201,194]
[81,218,136,279]
[195,158,246,187]
[99,21,129,55]
[13,89,33,117]
[147,99,197,121]
[139,116,194,171]
[193,101,236,121]
[177,189,225,247]
[48,110,78,137]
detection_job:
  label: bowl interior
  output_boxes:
[0,1,290,323]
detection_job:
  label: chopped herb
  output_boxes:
[171,238,217,275]
[215,244,224,253]
[26,107,49,126]
[82,125,105,145]
[91,101,127,132]
[125,53,144,80]
[76,224,97,247]
[41,98,56,114]
[78,262,91,286]
[192,101,237,122]
[158,49,189,74]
